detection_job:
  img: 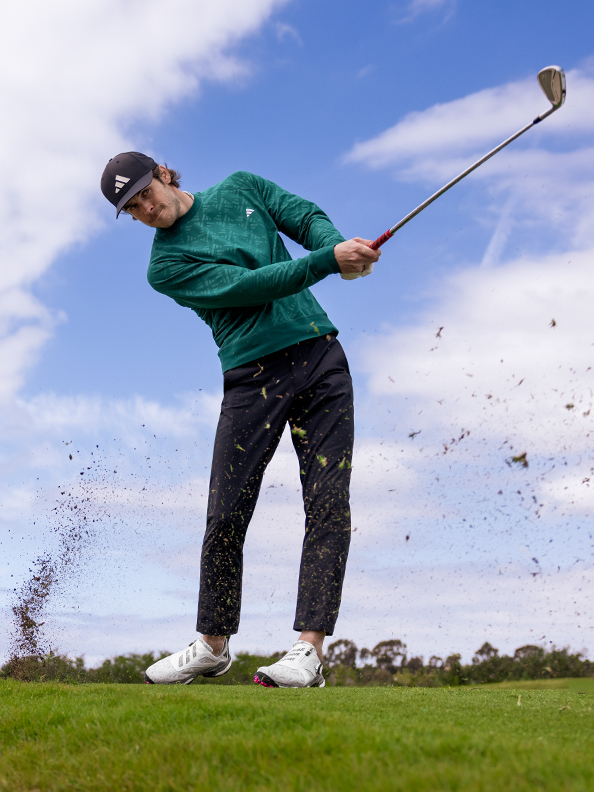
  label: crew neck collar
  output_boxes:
[158,192,199,233]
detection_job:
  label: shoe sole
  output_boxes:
[202,655,233,678]
[145,654,232,685]
[254,672,278,688]
[254,672,325,689]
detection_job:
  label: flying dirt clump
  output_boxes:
[6,448,112,681]
[7,556,57,680]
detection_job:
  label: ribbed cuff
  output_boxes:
[308,244,342,278]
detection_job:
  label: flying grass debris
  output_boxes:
[509,452,529,468]
[443,429,470,454]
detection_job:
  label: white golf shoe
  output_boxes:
[145,636,231,685]
[254,640,325,688]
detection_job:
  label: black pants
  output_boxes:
[196,334,354,637]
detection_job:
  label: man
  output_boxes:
[100,151,380,687]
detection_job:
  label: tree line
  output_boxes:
[2,639,593,685]
[323,639,594,687]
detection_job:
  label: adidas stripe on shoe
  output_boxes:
[145,636,231,685]
[254,640,325,688]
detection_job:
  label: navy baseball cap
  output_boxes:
[101,152,157,217]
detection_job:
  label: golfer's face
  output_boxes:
[124,177,181,228]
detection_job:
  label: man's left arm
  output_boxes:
[245,172,380,278]
[246,172,346,251]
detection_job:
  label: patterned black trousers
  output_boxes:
[196,334,354,637]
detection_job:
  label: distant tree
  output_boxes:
[513,645,544,660]
[406,656,424,673]
[325,640,358,668]
[468,643,512,683]
[545,646,594,678]
[5,640,592,688]
[473,642,499,663]
[442,653,462,686]
[371,640,407,673]
[87,652,168,683]
[513,644,546,680]
[0,653,86,683]
[357,667,394,686]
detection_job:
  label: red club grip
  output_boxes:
[370,229,393,250]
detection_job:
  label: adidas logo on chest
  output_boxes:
[246,208,254,217]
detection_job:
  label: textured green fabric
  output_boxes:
[147,171,345,372]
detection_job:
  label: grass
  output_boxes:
[1,681,593,791]
[482,677,594,691]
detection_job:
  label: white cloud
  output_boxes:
[392,0,456,26]
[356,65,376,80]
[0,0,287,405]
[346,64,594,254]
[15,390,221,438]
[275,21,302,44]
[355,249,594,520]
[347,67,594,171]
[363,250,594,410]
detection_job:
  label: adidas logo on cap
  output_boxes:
[114,175,130,194]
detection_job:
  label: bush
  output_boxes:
[2,640,593,687]
[86,653,167,683]
[0,653,87,683]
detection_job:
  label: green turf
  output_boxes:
[482,677,594,691]
[1,681,593,791]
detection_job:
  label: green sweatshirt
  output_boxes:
[147,171,345,372]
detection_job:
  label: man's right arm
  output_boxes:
[149,237,380,309]
[148,245,341,310]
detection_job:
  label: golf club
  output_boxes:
[369,65,566,250]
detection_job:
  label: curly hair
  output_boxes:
[153,164,181,187]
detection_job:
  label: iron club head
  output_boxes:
[538,66,566,109]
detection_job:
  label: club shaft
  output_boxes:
[370,105,555,250]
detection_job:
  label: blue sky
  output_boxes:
[2,0,594,665]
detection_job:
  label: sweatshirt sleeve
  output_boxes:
[243,172,345,251]
[148,244,340,310]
